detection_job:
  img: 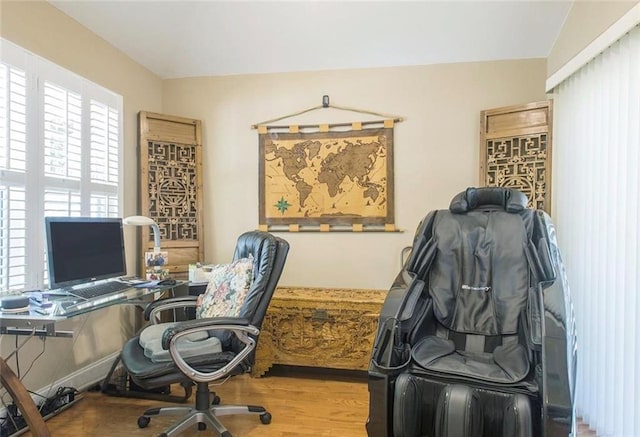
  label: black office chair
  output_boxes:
[119,231,289,437]
[367,187,576,437]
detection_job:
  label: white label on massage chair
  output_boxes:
[462,285,491,291]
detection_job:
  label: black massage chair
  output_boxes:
[367,187,576,437]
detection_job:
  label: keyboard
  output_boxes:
[69,281,131,299]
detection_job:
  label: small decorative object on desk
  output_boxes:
[145,251,169,280]
[188,263,215,284]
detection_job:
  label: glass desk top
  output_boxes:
[0,281,184,334]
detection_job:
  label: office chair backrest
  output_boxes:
[233,231,289,330]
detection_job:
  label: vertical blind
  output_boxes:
[553,24,639,437]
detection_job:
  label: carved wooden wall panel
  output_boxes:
[480,101,553,212]
[252,287,387,377]
[138,112,203,278]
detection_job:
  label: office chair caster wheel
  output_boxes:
[212,394,221,405]
[137,416,150,428]
[198,423,206,431]
[260,412,272,424]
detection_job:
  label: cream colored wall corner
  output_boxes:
[0,0,163,393]
[162,59,547,290]
[547,0,639,77]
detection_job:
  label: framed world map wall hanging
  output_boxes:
[256,109,399,232]
[258,124,394,232]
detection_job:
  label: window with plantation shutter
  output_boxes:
[0,59,29,292]
[90,100,119,186]
[43,81,82,180]
[0,38,123,294]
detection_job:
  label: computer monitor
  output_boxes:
[45,216,127,289]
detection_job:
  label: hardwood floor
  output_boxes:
[21,367,596,436]
[23,367,370,437]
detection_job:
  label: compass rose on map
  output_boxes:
[274,197,292,214]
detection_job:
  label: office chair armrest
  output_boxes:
[144,296,199,322]
[161,318,258,383]
[161,317,252,344]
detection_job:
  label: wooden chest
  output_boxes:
[252,286,387,377]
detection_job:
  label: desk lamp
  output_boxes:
[123,215,161,254]
[123,216,166,279]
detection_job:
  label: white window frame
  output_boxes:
[0,38,123,293]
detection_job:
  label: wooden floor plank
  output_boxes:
[20,368,595,436]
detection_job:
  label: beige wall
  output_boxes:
[547,0,639,76]
[0,0,163,391]
[163,59,547,290]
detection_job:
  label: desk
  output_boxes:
[0,282,182,436]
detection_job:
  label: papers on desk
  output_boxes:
[29,298,53,308]
[25,290,68,299]
[25,292,62,313]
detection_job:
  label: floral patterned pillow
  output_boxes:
[195,255,254,319]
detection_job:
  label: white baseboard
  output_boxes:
[0,351,120,416]
[41,351,120,394]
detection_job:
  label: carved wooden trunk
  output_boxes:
[252,287,386,377]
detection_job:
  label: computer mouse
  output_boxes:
[157,278,177,286]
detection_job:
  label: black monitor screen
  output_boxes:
[45,217,126,289]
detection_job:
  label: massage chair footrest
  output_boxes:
[434,383,533,437]
[503,392,533,437]
[435,384,483,437]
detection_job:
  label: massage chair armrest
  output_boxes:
[367,259,431,437]
[143,295,199,322]
[541,274,576,436]
[160,317,257,383]
[537,213,577,436]
[542,335,575,436]
[370,271,426,374]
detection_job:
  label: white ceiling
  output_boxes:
[49,1,573,79]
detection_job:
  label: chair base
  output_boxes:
[137,382,271,437]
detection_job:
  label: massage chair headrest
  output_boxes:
[449,187,528,214]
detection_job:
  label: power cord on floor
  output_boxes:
[38,386,78,416]
[0,386,78,436]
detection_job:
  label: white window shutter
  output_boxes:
[43,81,82,180]
[0,38,123,292]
